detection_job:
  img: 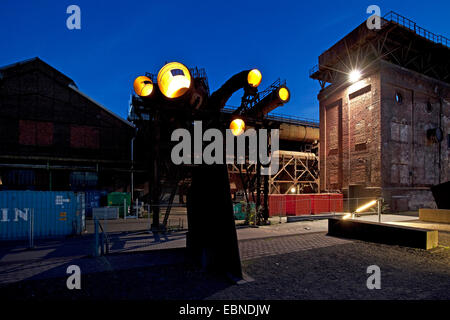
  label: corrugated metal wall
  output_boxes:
[0,191,81,240]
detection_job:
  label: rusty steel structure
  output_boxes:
[310,11,450,211]
[224,107,320,196]
[129,63,293,278]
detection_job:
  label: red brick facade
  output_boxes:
[319,61,450,211]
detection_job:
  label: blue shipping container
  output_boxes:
[84,190,107,218]
[0,191,81,240]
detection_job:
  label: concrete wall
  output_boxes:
[379,61,450,210]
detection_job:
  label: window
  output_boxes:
[426,101,433,113]
[70,125,99,149]
[395,92,403,104]
[19,120,53,146]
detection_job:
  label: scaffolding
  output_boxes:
[269,150,319,194]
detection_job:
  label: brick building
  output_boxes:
[0,57,134,192]
[310,12,450,211]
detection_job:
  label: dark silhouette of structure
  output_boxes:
[0,58,134,192]
[129,63,291,278]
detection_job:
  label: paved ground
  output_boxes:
[1,233,448,300]
[239,232,351,260]
[85,207,188,234]
[0,214,449,300]
[0,230,350,284]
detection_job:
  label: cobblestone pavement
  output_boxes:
[106,231,186,253]
[0,230,350,284]
[1,215,448,290]
[1,236,449,300]
[239,233,352,260]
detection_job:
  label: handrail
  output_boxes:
[383,11,450,48]
[222,106,319,127]
[94,218,110,256]
[309,11,450,79]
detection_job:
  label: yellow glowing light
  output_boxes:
[349,70,361,83]
[133,76,154,97]
[157,62,192,99]
[290,187,296,193]
[230,119,245,136]
[355,200,377,213]
[342,213,352,220]
[247,69,262,87]
[278,87,290,101]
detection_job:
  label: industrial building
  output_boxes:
[310,12,450,211]
[0,57,134,193]
[0,57,320,224]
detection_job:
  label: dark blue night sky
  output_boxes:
[1,0,449,121]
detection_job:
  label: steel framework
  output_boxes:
[269,150,319,194]
[310,11,450,88]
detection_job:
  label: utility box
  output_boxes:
[92,207,119,220]
[107,192,131,218]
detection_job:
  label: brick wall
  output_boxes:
[318,61,450,211]
[319,70,382,197]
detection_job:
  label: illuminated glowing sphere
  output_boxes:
[349,70,361,83]
[290,187,296,193]
[247,69,262,87]
[133,76,154,97]
[157,62,192,99]
[278,87,290,101]
[230,118,246,136]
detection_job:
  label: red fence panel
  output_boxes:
[311,194,330,214]
[286,194,311,215]
[269,193,343,216]
[329,193,344,212]
[268,195,285,216]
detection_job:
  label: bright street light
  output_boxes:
[349,69,361,83]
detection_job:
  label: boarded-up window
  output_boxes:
[19,120,53,146]
[391,164,410,185]
[70,125,99,149]
[390,119,409,143]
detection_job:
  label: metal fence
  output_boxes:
[92,203,187,255]
[92,195,389,256]
[234,196,386,222]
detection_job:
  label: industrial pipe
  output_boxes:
[208,69,262,110]
[247,85,291,118]
[279,123,319,143]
